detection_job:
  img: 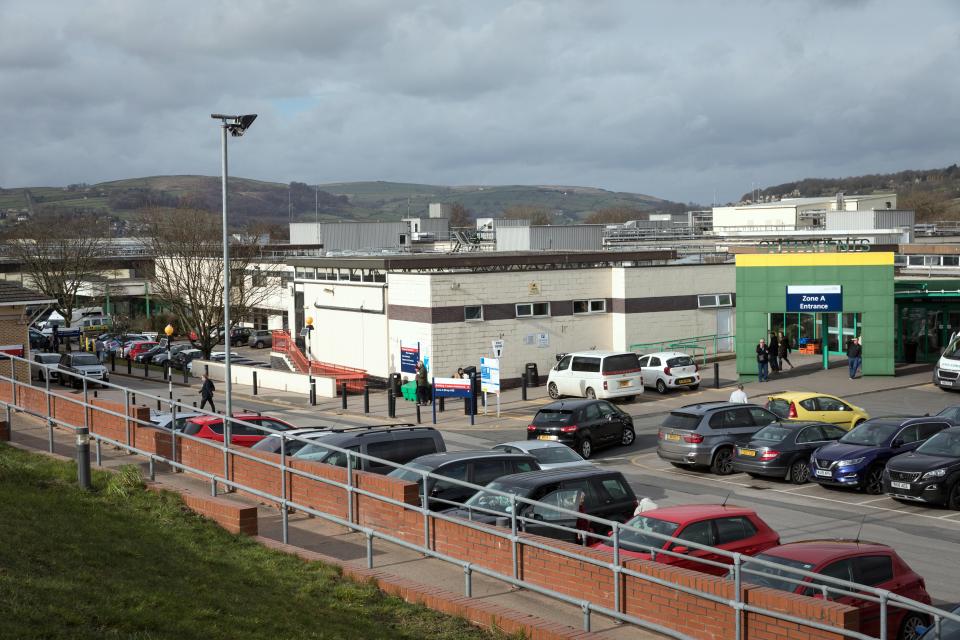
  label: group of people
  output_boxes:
[755,331,794,382]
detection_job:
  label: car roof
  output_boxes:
[494,440,570,451]
[860,416,938,427]
[490,467,622,487]
[409,450,534,468]
[636,504,757,523]
[641,351,695,359]
[767,392,838,401]
[539,399,606,411]
[755,420,832,430]
[187,412,271,425]
[673,401,753,414]
[308,424,437,442]
[561,350,635,358]
[761,539,892,562]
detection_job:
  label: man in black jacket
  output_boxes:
[200,374,217,412]
[846,337,862,379]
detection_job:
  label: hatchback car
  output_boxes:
[638,351,701,393]
[766,392,869,430]
[293,425,445,475]
[127,341,158,361]
[250,427,336,455]
[33,352,61,382]
[733,421,847,483]
[491,440,592,470]
[526,399,635,459]
[182,413,297,447]
[248,330,273,349]
[742,540,931,640]
[657,402,781,475]
[810,417,952,494]
[547,351,643,401]
[884,427,960,508]
[591,505,779,575]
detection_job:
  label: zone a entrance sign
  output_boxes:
[786,285,842,313]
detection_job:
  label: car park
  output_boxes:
[884,427,960,508]
[446,468,638,542]
[491,440,593,470]
[637,351,701,393]
[657,402,781,475]
[182,413,297,447]
[387,451,540,510]
[57,352,109,388]
[250,428,336,455]
[742,540,932,640]
[32,353,61,382]
[809,417,952,494]
[765,392,869,430]
[293,425,445,474]
[591,505,780,575]
[526,398,635,459]
[248,329,273,349]
[547,351,643,401]
[733,421,848,483]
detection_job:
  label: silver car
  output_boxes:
[58,352,110,388]
[491,440,593,470]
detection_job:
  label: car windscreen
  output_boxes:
[943,340,960,359]
[463,481,531,515]
[70,354,100,366]
[839,421,899,446]
[766,399,791,419]
[601,354,640,374]
[662,412,700,430]
[752,425,791,443]
[387,462,433,482]
[36,354,60,364]
[742,554,815,592]
[666,356,694,368]
[529,446,583,464]
[916,430,960,457]
[619,515,680,552]
[533,409,575,426]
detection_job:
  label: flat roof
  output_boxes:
[0,281,57,306]
[288,250,676,271]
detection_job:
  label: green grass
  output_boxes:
[0,444,521,640]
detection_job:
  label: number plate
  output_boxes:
[618,379,631,388]
[738,448,757,457]
[815,469,832,478]
[891,481,911,490]
[665,433,681,442]
[537,435,559,441]
[676,377,694,385]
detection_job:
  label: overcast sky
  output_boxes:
[2,0,959,204]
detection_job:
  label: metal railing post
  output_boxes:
[510,495,519,580]
[341,381,347,410]
[83,378,89,434]
[366,531,374,569]
[734,554,743,640]
[346,451,354,524]
[582,602,591,632]
[95,439,102,466]
[613,522,622,616]
[421,471,430,549]
[280,435,289,544]
[170,403,178,471]
[76,427,91,490]
[222,414,231,493]
[363,385,369,414]
[879,592,888,640]
[464,564,473,598]
[124,388,131,447]
[252,370,258,396]
[713,362,720,389]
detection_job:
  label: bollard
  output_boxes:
[415,402,421,424]
[309,378,316,406]
[363,385,370,413]
[388,387,396,419]
[157,399,161,411]
[522,373,528,401]
[126,357,132,375]
[93,390,98,398]
[464,397,470,415]
[131,392,136,404]
[76,427,91,491]
[341,381,348,410]
[193,401,197,408]
[439,396,444,413]
[204,364,209,377]
[183,367,188,384]
[110,352,116,372]
[252,371,258,396]
[713,362,720,389]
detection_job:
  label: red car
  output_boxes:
[127,341,159,360]
[742,541,931,639]
[591,504,780,575]
[182,413,297,447]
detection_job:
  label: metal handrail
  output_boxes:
[2,354,958,640]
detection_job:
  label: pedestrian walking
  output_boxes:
[51,326,60,353]
[768,332,781,373]
[778,332,793,369]
[756,338,770,382]
[847,336,862,379]
[415,361,431,405]
[199,374,217,412]
[729,383,748,404]
[95,338,105,363]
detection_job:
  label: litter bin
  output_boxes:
[525,362,539,387]
[389,372,402,396]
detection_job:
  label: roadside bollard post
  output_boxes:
[341,382,348,410]
[126,357,132,375]
[713,362,720,389]
[76,427,91,491]
[439,397,444,412]
[363,385,370,413]
[387,387,396,419]
[110,352,115,372]
[522,372,528,401]
[182,367,188,384]
[415,402,421,424]
[252,370,258,396]
[310,378,316,406]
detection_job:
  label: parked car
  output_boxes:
[149,410,203,432]
[810,417,953,494]
[127,341,158,361]
[182,413,297,447]
[29,328,47,350]
[250,428,336,455]
[170,348,203,371]
[733,421,848,483]
[742,540,932,640]
[135,345,165,364]
[152,344,192,367]
[491,440,593,470]
[446,467,638,542]
[293,425,446,474]
[57,352,109,388]
[591,505,780,575]
[32,353,61,382]
[387,451,541,510]
[934,334,960,391]
[657,402,782,475]
[122,339,152,358]
[884,427,960,508]
[248,329,273,349]
[526,398,635,459]
[765,392,869,430]
[918,605,960,639]
[547,351,643,401]
[637,351,701,393]
[209,351,239,362]
[223,327,252,346]
[937,405,960,422]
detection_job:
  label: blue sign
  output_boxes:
[786,285,843,313]
[432,377,472,398]
[400,342,420,374]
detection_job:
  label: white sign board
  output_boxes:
[537,332,549,348]
[480,357,500,394]
[491,339,504,358]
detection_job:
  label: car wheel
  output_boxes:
[585,387,596,399]
[621,427,635,446]
[548,382,560,399]
[578,438,593,459]
[656,379,668,394]
[789,459,811,484]
[863,466,884,495]
[710,448,735,475]
[255,341,264,349]
[897,613,927,640]
[948,482,960,510]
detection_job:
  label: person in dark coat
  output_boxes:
[847,336,862,379]
[768,332,780,373]
[415,361,430,405]
[756,338,770,382]
[778,332,793,369]
[200,374,216,412]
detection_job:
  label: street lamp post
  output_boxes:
[211,114,257,440]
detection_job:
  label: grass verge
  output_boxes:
[0,444,522,640]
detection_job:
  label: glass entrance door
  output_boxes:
[827,313,860,354]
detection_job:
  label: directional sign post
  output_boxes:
[480,356,501,417]
[786,285,842,313]
[491,339,504,358]
[431,377,472,424]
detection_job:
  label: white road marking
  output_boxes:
[777,483,821,492]
[858,496,894,504]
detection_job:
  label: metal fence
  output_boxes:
[631,333,736,364]
[2,353,958,640]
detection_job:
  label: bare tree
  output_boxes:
[4,213,108,324]
[139,208,279,358]
[448,203,474,227]
[504,204,551,225]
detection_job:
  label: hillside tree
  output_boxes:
[504,204,551,225]
[448,203,474,227]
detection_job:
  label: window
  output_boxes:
[555,355,572,371]
[597,401,618,417]
[822,425,847,440]
[637,356,649,367]
[697,293,734,308]
[796,425,827,444]
[816,397,849,412]
[516,302,550,318]
[583,403,601,421]
[853,556,893,586]
[573,299,606,314]
[918,422,948,439]
[804,559,853,598]
[714,517,757,545]
[709,408,754,429]
[908,256,924,266]
[432,463,468,493]
[532,489,582,521]
[945,256,960,267]
[513,460,537,473]
[896,424,920,444]
[472,460,507,486]
[571,356,601,372]
[799,398,818,411]
[675,520,714,548]
[599,477,630,501]
[602,354,640,374]
[464,305,483,322]
[648,357,661,367]
[747,407,777,426]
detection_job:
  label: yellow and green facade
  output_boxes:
[735,252,895,378]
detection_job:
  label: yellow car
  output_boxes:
[765,392,869,430]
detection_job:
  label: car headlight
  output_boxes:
[922,468,946,480]
[837,457,865,467]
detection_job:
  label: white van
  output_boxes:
[547,351,643,401]
[934,332,960,390]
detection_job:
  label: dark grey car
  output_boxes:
[657,402,782,475]
[732,421,847,483]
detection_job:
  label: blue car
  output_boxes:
[809,417,952,494]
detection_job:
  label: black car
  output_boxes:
[732,421,847,483]
[29,328,47,350]
[884,427,960,508]
[293,425,445,475]
[526,399,634,459]
[135,344,165,364]
[938,405,960,422]
[445,467,637,542]
[223,327,252,347]
[387,451,540,510]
